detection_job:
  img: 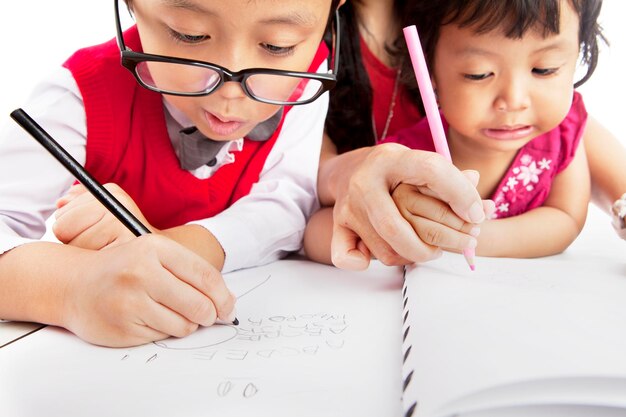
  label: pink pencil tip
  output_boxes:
[462,248,476,271]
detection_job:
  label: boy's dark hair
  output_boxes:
[412,0,606,88]
[326,1,423,153]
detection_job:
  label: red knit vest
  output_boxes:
[63,27,328,229]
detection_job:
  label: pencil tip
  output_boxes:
[232,318,239,326]
[462,248,476,271]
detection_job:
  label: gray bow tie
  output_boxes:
[178,108,284,171]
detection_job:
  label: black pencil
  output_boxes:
[10,108,239,326]
[10,108,150,236]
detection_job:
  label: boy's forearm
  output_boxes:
[161,225,226,271]
[0,242,79,326]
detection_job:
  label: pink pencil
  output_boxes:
[403,25,476,271]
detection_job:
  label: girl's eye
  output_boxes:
[532,67,559,76]
[261,43,296,56]
[168,29,209,44]
[464,73,492,81]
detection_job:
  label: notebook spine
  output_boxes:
[401,266,417,417]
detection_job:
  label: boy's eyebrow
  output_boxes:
[258,11,318,27]
[161,0,212,14]
[160,0,317,27]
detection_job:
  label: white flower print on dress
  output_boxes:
[520,154,533,166]
[517,161,542,186]
[506,176,519,189]
[492,150,555,219]
[538,158,552,170]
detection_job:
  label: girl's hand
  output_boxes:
[611,195,626,240]
[53,183,150,250]
[63,235,236,347]
[391,183,482,256]
[330,144,492,269]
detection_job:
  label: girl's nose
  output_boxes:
[493,77,531,112]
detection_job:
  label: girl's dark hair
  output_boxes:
[412,0,606,89]
[326,1,422,153]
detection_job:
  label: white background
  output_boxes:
[0,1,624,140]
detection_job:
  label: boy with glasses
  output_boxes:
[0,0,340,347]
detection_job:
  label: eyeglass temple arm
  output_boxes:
[331,9,341,75]
[114,0,128,51]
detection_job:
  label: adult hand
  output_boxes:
[330,143,493,269]
[63,235,236,347]
[53,183,150,250]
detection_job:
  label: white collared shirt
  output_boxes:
[0,66,326,272]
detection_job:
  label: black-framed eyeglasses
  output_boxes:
[114,0,340,106]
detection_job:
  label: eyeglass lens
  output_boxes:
[136,61,324,102]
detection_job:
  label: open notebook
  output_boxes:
[401,251,626,417]
[0,259,405,417]
[2,218,626,417]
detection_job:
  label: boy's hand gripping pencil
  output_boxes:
[402,26,476,271]
[10,108,239,324]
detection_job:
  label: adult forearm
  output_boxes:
[317,146,373,206]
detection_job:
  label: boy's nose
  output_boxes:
[213,49,252,100]
[217,81,248,100]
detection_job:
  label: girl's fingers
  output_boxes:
[401,186,478,235]
[405,214,478,251]
[381,149,486,223]
[393,184,478,252]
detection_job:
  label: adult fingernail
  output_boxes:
[484,200,497,219]
[469,226,481,237]
[469,202,486,223]
[463,170,480,186]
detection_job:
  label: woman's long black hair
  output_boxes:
[326,1,422,153]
